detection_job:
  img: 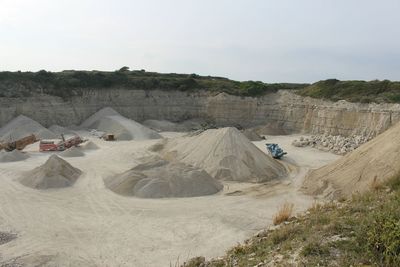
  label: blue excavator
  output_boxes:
[266,143,287,159]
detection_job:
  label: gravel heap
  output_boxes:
[161,127,287,182]
[19,155,82,189]
[105,156,223,198]
[0,150,29,162]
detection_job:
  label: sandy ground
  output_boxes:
[0,133,340,266]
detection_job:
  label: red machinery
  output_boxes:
[39,134,86,152]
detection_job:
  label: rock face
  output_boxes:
[302,121,400,199]
[1,90,400,137]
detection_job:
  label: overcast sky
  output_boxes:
[1,0,399,82]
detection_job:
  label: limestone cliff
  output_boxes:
[1,89,399,137]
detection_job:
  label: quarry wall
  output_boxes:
[1,89,400,137]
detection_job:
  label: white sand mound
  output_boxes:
[242,128,263,141]
[80,107,162,140]
[105,157,223,198]
[59,147,85,157]
[142,120,182,132]
[19,155,82,189]
[81,141,99,150]
[0,115,57,141]
[80,107,120,128]
[303,121,400,199]
[0,150,29,162]
[161,127,287,182]
[48,125,76,135]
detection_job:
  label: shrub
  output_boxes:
[365,213,400,265]
[301,241,330,257]
[273,202,294,225]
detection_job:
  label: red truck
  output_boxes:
[39,134,86,152]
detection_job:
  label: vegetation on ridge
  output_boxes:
[2,69,400,104]
[0,69,307,98]
[298,79,400,103]
[183,173,400,267]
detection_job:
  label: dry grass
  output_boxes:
[369,175,384,191]
[307,201,323,213]
[273,202,294,225]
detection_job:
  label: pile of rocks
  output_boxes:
[292,134,372,155]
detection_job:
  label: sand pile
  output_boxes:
[59,146,85,157]
[80,107,120,128]
[0,115,57,141]
[0,150,29,162]
[48,125,76,135]
[105,156,223,198]
[19,155,82,189]
[242,128,263,141]
[81,141,99,150]
[161,127,287,182]
[142,119,182,132]
[80,107,162,140]
[303,121,400,199]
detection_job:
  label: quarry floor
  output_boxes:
[0,133,340,267]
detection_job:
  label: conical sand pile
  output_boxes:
[242,128,263,141]
[48,125,76,135]
[0,150,29,162]
[19,155,82,189]
[303,121,400,199]
[80,107,162,140]
[80,107,120,129]
[59,146,85,157]
[105,156,223,198]
[142,119,182,132]
[81,141,99,150]
[0,115,56,141]
[161,127,287,182]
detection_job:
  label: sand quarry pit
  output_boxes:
[0,121,341,266]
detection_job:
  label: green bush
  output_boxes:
[301,241,330,257]
[365,212,400,265]
[298,79,400,103]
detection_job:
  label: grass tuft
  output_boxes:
[273,202,294,225]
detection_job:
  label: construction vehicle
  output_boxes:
[102,134,115,141]
[39,134,86,152]
[39,139,65,152]
[266,143,287,159]
[0,134,38,152]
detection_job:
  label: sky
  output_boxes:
[0,0,399,83]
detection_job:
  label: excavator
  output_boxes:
[266,143,287,159]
